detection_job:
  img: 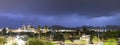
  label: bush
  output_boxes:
[0,37,6,45]
[79,40,87,44]
[92,36,99,44]
[53,32,64,41]
[26,38,54,45]
[64,33,70,40]
[12,42,17,45]
[40,36,47,40]
[65,40,71,43]
[104,38,117,45]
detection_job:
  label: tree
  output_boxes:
[43,25,48,33]
[75,30,81,37]
[78,30,81,36]
[1,28,7,36]
[81,26,88,35]
[46,31,53,41]
[8,31,12,36]
[53,32,65,41]
[104,38,117,45]
[37,25,41,38]
[101,30,119,39]
[92,36,99,45]
[64,33,70,40]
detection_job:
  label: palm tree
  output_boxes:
[37,25,41,38]
[44,25,48,33]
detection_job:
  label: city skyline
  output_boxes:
[0,0,120,28]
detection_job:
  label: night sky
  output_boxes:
[0,0,120,28]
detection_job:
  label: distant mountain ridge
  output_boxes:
[50,25,120,30]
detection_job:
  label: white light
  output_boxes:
[15,36,25,45]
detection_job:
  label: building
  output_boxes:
[55,29,76,32]
[80,35,90,44]
[91,29,107,32]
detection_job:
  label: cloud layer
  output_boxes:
[0,0,120,17]
[0,0,120,28]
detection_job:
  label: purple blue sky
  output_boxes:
[0,0,120,28]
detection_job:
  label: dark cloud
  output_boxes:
[0,0,120,27]
[0,13,120,28]
[0,0,120,17]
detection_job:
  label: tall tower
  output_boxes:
[27,25,31,30]
[22,25,27,30]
